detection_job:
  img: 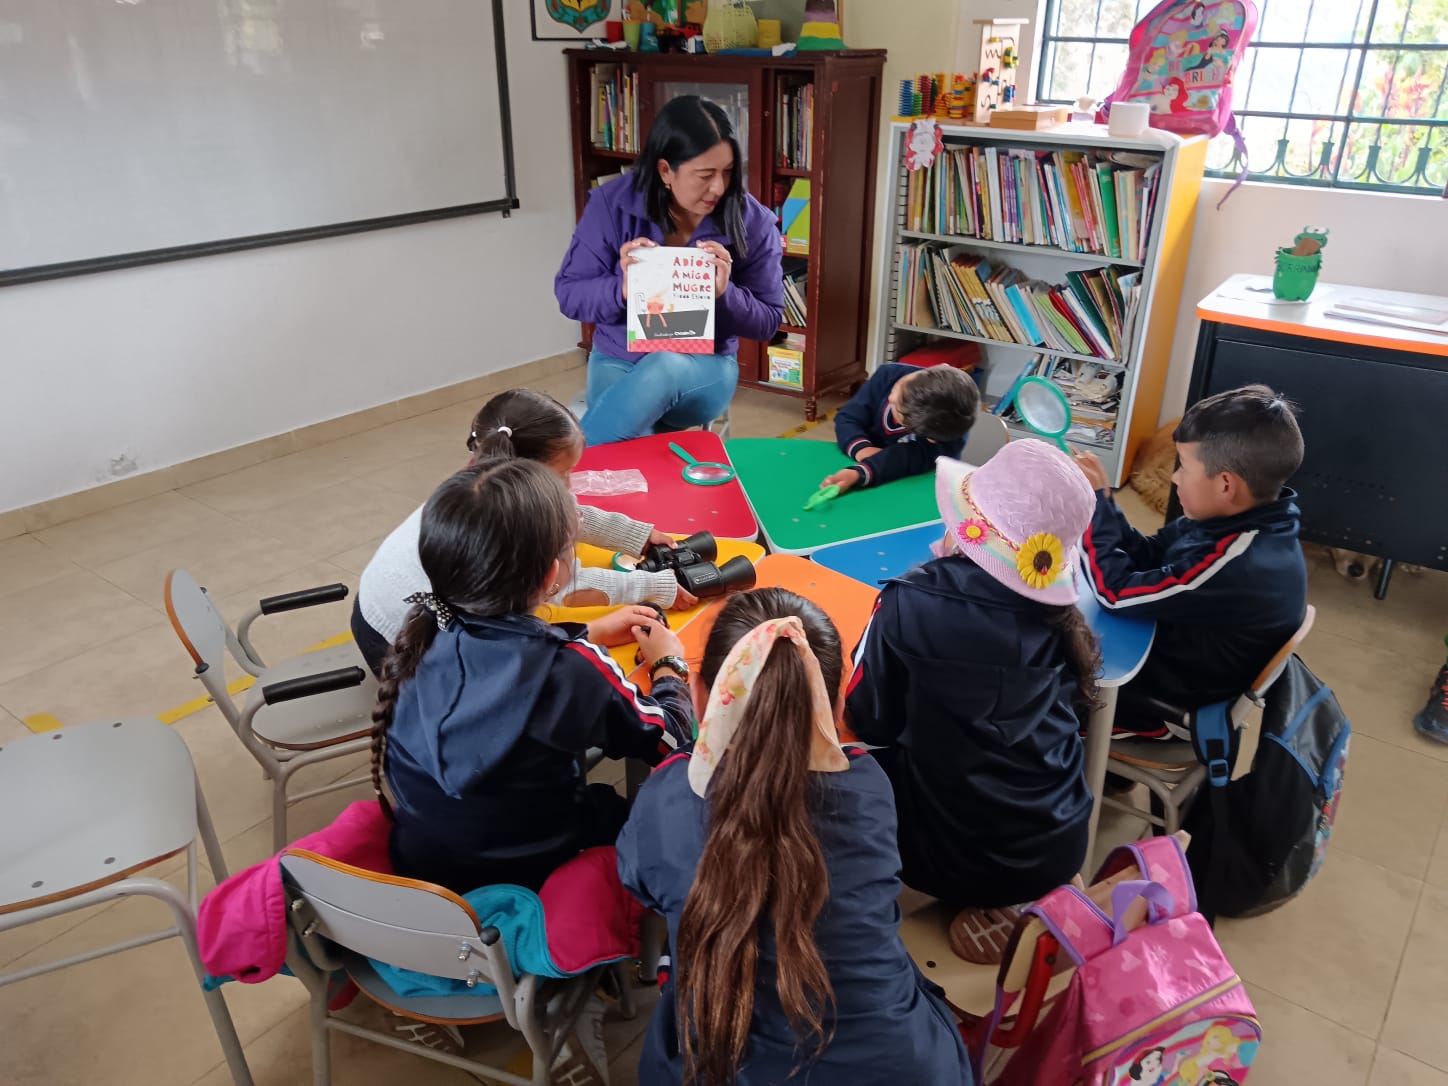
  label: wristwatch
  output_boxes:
[651,654,690,681]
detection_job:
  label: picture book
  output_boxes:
[626,246,717,354]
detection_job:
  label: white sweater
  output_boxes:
[357,501,680,643]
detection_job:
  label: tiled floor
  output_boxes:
[1,358,1444,1085]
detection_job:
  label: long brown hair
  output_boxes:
[675,588,843,1086]
[369,458,576,814]
[465,387,582,465]
[1044,604,1103,708]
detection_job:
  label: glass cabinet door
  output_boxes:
[653,81,751,174]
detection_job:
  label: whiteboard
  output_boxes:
[0,0,516,284]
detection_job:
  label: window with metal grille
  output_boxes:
[1035,0,1448,194]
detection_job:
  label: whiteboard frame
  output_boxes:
[0,0,519,289]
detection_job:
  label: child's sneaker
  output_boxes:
[1413,661,1448,744]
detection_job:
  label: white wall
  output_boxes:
[0,12,580,513]
[1163,179,1448,421]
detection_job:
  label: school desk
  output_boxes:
[1184,274,1448,598]
[809,522,1156,872]
[724,438,939,555]
[572,431,758,540]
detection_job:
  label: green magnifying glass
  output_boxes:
[1015,376,1074,455]
[668,442,736,486]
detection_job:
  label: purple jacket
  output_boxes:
[554,175,784,360]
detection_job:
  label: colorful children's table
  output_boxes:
[810,521,1155,871]
[573,431,757,540]
[723,438,940,556]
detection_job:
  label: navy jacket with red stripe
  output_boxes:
[834,363,966,488]
[384,612,693,893]
[1082,489,1306,710]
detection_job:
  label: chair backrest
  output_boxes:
[963,410,1010,466]
[1249,604,1316,699]
[164,569,250,717]
[279,849,503,985]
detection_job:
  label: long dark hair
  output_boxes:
[1044,604,1103,708]
[633,95,749,255]
[465,388,582,465]
[369,459,577,813]
[676,588,842,1086]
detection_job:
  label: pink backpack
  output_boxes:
[1099,0,1259,203]
[976,836,1261,1085]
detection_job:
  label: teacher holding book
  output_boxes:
[555,95,784,445]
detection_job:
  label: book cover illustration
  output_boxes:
[626,246,716,354]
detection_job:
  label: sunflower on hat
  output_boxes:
[1017,532,1065,590]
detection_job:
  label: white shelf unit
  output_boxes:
[871,121,1207,487]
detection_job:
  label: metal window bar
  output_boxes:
[1034,0,1447,195]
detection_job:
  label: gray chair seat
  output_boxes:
[243,644,377,751]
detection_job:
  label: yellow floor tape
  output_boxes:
[23,631,359,733]
[24,416,838,735]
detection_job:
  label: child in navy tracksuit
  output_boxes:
[617,589,971,1085]
[368,458,695,894]
[823,363,979,493]
[1075,384,1307,739]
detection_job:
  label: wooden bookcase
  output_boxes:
[563,49,886,420]
[872,121,1207,487]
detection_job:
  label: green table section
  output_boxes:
[724,438,940,555]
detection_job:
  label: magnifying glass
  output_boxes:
[668,442,736,486]
[1015,377,1074,455]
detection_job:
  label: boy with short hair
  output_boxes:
[1075,384,1307,739]
[823,363,979,493]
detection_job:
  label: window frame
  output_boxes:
[1033,0,1448,196]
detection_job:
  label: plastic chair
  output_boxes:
[164,569,377,853]
[279,849,621,1086]
[1096,606,1317,836]
[0,717,253,1085]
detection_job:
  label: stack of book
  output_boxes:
[590,64,639,154]
[777,82,815,170]
[905,146,1162,264]
[782,265,808,327]
[895,243,1141,363]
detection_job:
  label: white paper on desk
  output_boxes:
[1323,308,1448,336]
[1335,297,1448,326]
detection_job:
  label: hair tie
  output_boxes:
[688,616,847,798]
[404,592,454,631]
[495,425,513,437]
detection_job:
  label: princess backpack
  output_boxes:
[975,835,1261,1085]
[1099,0,1260,203]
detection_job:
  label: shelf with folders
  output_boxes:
[776,78,815,171]
[904,139,1164,264]
[873,121,1208,486]
[894,241,1143,366]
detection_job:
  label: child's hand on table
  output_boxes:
[633,618,687,671]
[820,468,861,494]
[586,606,667,647]
[647,529,678,549]
[1073,450,1110,493]
[670,585,699,611]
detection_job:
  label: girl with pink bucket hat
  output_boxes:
[845,439,1102,965]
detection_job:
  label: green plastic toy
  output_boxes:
[803,484,841,511]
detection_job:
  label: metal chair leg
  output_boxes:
[310,988,332,1086]
[195,777,231,882]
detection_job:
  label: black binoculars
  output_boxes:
[637,531,758,599]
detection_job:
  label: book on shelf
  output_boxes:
[626,247,716,354]
[781,179,811,255]
[777,81,814,171]
[895,241,1141,363]
[590,64,639,154]
[782,266,809,326]
[767,332,807,389]
[904,143,1163,263]
[590,166,631,190]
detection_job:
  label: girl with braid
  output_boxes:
[616,589,971,1086]
[370,457,694,894]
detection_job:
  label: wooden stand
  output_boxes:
[563,49,886,421]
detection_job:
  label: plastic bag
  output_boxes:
[569,469,648,496]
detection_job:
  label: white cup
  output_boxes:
[1108,101,1151,138]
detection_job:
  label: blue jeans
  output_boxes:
[581,349,738,446]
